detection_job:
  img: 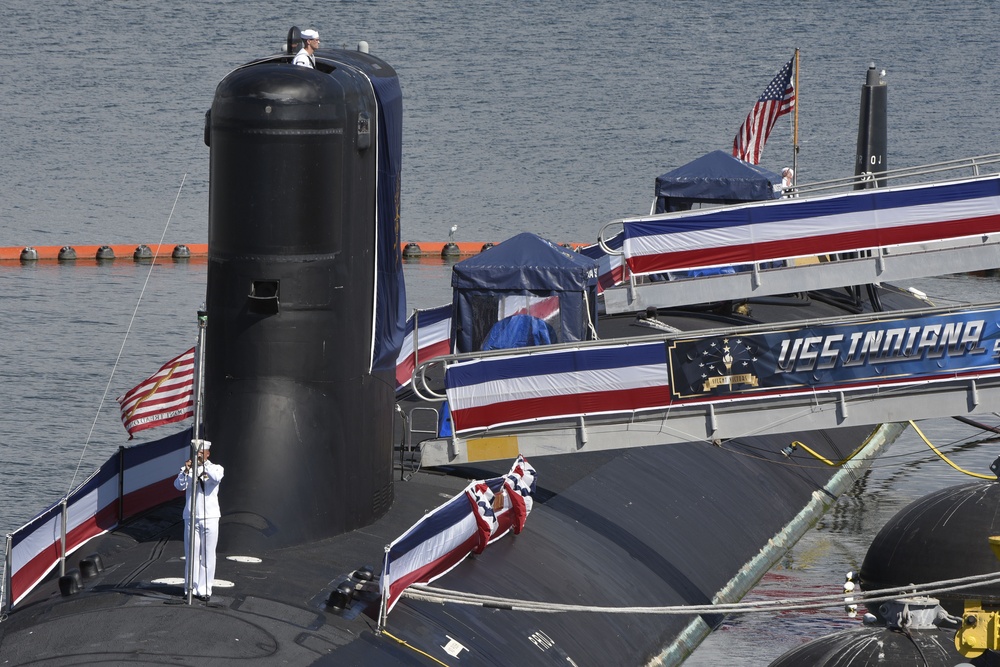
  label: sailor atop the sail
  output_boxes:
[781,167,797,197]
[293,29,320,68]
[174,441,224,601]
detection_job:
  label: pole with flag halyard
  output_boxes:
[792,47,799,185]
[378,545,390,633]
[185,310,208,606]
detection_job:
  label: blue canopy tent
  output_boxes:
[451,233,599,353]
[654,150,783,213]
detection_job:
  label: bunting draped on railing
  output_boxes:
[621,176,1000,277]
[442,305,1000,436]
[379,455,536,623]
[446,341,671,434]
[4,430,189,610]
[578,231,626,294]
[394,305,452,391]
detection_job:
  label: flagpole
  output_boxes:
[378,545,390,633]
[2,534,10,615]
[186,310,209,605]
[792,48,800,184]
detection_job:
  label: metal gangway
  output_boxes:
[600,153,1000,314]
[403,154,1000,466]
[410,301,1000,467]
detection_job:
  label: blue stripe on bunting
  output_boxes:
[388,494,474,557]
[122,428,192,467]
[625,177,1000,238]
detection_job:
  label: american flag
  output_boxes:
[117,348,195,438]
[732,55,796,164]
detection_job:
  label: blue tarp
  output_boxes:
[451,233,599,353]
[482,314,556,350]
[654,150,783,213]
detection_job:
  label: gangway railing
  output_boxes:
[596,162,1000,313]
[784,152,1000,198]
[396,406,438,480]
[412,301,1000,466]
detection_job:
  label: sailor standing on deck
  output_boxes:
[174,441,224,601]
[293,29,320,68]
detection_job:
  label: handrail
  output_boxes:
[411,359,449,402]
[5,431,188,609]
[597,221,625,256]
[790,153,1000,198]
[594,153,1000,256]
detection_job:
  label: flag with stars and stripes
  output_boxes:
[117,348,195,438]
[732,55,796,165]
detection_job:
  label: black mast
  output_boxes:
[854,63,888,189]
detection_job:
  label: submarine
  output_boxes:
[0,32,929,665]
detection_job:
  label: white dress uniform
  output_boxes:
[293,29,319,68]
[174,457,225,598]
[292,47,315,68]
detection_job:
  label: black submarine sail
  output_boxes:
[203,45,406,552]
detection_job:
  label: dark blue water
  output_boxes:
[3,1,1000,662]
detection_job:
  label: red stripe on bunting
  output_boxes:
[451,385,674,433]
[10,541,61,605]
[10,500,119,605]
[627,214,1000,275]
[385,532,481,614]
[122,477,182,520]
[396,339,451,388]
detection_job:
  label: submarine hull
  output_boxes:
[860,481,1000,614]
[0,48,924,667]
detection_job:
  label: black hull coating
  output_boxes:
[768,626,970,666]
[860,481,1000,615]
[205,62,395,553]
[0,422,896,666]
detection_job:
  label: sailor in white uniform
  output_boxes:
[174,440,224,601]
[293,29,320,68]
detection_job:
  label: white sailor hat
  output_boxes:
[300,29,320,41]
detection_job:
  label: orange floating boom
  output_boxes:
[0,241,584,262]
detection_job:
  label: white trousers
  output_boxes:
[183,517,219,597]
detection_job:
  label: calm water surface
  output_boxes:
[3,1,1000,663]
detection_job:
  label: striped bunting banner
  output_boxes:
[622,176,1000,276]
[445,341,671,434]
[395,305,452,390]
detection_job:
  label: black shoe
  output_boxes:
[197,594,210,602]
